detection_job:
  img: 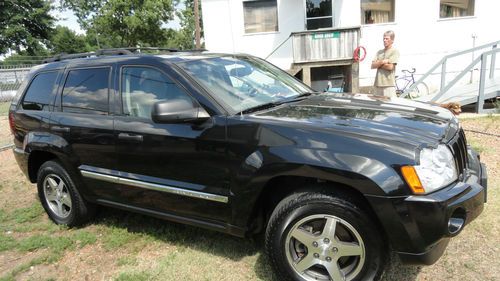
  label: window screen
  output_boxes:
[62,68,110,114]
[440,0,474,18]
[361,0,395,24]
[22,71,58,111]
[243,0,278,33]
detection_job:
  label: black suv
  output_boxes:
[9,50,487,281]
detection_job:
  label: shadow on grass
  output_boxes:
[93,206,421,281]
[93,206,278,280]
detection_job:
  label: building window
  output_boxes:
[440,0,474,18]
[243,0,278,34]
[306,0,333,30]
[361,0,395,25]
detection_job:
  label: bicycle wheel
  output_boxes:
[407,82,429,99]
[395,78,410,97]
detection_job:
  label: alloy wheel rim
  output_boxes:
[285,214,365,281]
[43,174,72,218]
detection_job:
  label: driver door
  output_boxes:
[111,65,230,223]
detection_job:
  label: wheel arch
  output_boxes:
[245,174,389,245]
[28,150,58,183]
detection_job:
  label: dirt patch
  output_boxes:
[0,150,37,211]
[17,244,123,281]
[0,116,12,147]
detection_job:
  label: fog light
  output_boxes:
[448,208,466,236]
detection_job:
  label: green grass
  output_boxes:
[102,226,144,250]
[468,139,486,153]
[0,233,17,251]
[115,271,152,281]
[71,230,97,248]
[17,234,73,253]
[0,101,10,116]
[116,256,138,267]
[12,203,45,223]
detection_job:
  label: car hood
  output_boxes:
[249,93,460,147]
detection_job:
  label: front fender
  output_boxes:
[229,146,408,229]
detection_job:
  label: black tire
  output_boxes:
[265,190,387,281]
[37,160,95,226]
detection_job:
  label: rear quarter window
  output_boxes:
[62,67,110,114]
[21,71,59,111]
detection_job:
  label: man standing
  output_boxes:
[371,30,399,97]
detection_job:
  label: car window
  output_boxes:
[61,68,110,114]
[22,71,58,111]
[121,66,192,119]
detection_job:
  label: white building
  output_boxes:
[201,0,498,93]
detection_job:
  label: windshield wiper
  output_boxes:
[239,101,284,114]
[238,92,316,115]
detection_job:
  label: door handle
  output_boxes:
[51,126,70,133]
[118,133,143,142]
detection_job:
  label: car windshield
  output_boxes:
[177,56,312,114]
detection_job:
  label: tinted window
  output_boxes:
[22,71,58,111]
[62,68,110,114]
[121,67,192,119]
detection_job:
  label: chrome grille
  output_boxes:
[451,128,468,174]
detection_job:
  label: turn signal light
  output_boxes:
[401,166,425,194]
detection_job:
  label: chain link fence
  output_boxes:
[0,64,35,102]
[0,64,36,150]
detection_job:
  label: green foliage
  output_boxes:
[50,26,95,54]
[60,0,203,50]
[62,0,176,47]
[0,0,55,55]
[172,0,204,49]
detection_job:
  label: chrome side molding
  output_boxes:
[80,170,228,203]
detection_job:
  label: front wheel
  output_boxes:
[265,191,387,281]
[407,82,429,99]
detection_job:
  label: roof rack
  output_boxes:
[41,47,207,64]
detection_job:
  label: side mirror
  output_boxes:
[151,99,210,124]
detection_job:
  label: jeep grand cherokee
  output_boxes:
[9,50,487,281]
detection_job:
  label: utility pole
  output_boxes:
[194,0,201,49]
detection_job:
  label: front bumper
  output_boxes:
[366,149,487,265]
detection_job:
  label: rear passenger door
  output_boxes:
[51,66,117,200]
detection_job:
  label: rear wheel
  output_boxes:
[265,190,386,281]
[37,160,95,226]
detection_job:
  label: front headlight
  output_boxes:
[402,144,458,194]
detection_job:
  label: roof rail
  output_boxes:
[41,49,133,64]
[41,47,207,64]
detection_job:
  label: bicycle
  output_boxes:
[395,68,429,99]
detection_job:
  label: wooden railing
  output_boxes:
[291,26,361,63]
